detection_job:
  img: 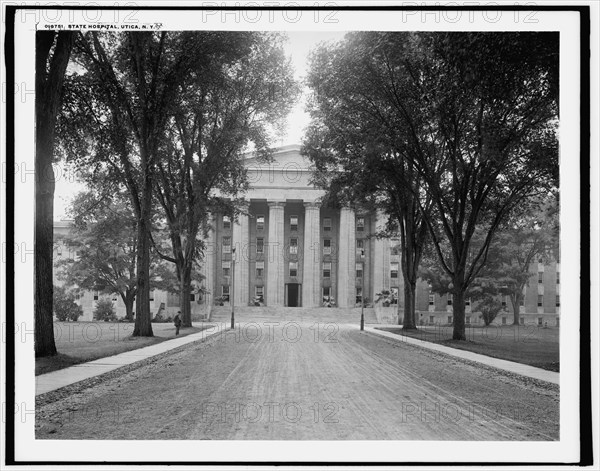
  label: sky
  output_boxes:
[54,31,347,220]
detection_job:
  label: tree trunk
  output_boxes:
[452,275,467,340]
[511,292,522,325]
[123,291,135,322]
[34,31,74,357]
[179,263,193,327]
[132,177,153,336]
[402,282,417,330]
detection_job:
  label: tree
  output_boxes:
[35,31,75,357]
[472,196,559,325]
[303,33,432,330]
[61,31,259,336]
[53,285,83,322]
[93,298,117,322]
[153,32,298,327]
[306,32,558,340]
[421,196,559,327]
[56,190,139,321]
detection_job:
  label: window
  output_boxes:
[323,238,331,255]
[150,290,155,302]
[501,296,507,308]
[356,263,363,279]
[323,217,332,232]
[538,317,543,326]
[223,215,231,229]
[447,295,453,306]
[390,262,399,279]
[256,238,264,254]
[356,239,364,250]
[538,272,543,284]
[256,261,264,277]
[556,295,560,307]
[428,294,435,306]
[556,271,560,284]
[222,260,231,277]
[430,316,435,324]
[93,291,99,301]
[289,261,298,277]
[448,316,453,324]
[323,262,331,278]
[255,286,264,300]
[190,293,196,302]
[290,215,298,232]
[222,236,231,253]
[520,297,525,306]
[112,294,118,302]
[289,238,298,254]
[57,246,62,256]
[502,317,507,325]
[256,215,265,231]
[556,317,560,327]
[538,295,543,307]
[465,298,471,307]
[356,287,363,304]
[356,217,365,231]
[520,317,524,325]
[222,285,230,302]
[466,316,471,324]
[323,287,331,299]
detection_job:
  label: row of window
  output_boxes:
[426,316,559,326]
[222,215,367,232]
[428,293,561,308]
[221,237,368,255]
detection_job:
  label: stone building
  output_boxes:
[54,145,560,326]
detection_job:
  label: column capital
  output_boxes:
[267,201,286,208]
[303,201,321,209]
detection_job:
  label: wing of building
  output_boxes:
[54,145,561,327]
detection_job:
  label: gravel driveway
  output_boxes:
[36,321,559,440]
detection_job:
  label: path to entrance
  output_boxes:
[36,322,558,440]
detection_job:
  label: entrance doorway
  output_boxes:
[286,283,300,307]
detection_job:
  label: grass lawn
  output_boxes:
[376,324,559,372]
[36,322,210,376]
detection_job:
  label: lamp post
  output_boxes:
[360,249,365,331]
[231,247,236,330]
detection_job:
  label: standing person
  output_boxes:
[174,311,182,335]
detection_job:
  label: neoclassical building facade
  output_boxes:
[54,145,561,326]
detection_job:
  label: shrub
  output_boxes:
[475,296,504,326]
[54,285,83,321]
[93,297,117,322]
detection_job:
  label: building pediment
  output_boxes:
[244,144,312,172]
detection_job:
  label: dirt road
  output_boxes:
[36,322,559,440]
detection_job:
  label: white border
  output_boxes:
[3,1,594,467]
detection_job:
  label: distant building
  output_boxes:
[54,145,560,326]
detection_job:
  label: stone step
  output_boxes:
[209,306,379,324]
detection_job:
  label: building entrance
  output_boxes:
[286,283,300,307]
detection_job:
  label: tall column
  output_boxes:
[302,202,321,307]
[233,204,250,307]
[373,210,388,296]
[203,214,216,317]
[267,201,285,306]
[337,207,356,308]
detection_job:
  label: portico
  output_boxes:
[205,145,381,309]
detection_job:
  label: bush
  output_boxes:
[475,296,504,326]
[93,297,117,322]
[54,285,83,321]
